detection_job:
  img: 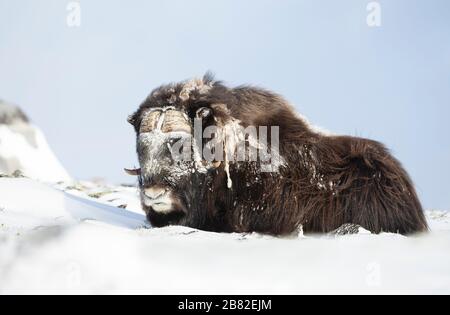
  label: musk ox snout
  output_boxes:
[142,186,173,213]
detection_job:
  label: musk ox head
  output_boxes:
[126,74,235,227]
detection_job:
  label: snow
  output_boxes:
[0,123,71,182]
[0,178,148,231]
[0,177,449,294]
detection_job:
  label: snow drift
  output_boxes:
[0,100,70,182]
[0,177,449,294]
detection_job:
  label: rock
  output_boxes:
[0,100,29,125]
[0,100,71,182]
[328,223,372,236]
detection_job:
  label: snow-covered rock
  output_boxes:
[0,100,70,182]
[0,177,449,294]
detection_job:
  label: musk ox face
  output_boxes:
[127,76,232,227]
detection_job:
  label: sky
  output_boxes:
[0,0,449,210]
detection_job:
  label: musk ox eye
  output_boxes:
[169,136,183,146]
[196,107,212,119]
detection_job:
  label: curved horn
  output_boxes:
[140,110,162,133]
[161,110,191,133]
[124,168,141,176]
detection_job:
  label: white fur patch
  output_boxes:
[142,191,174,214]
[215,118,286,188]
[179,78,213,101]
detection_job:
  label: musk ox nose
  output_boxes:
[143,187,167,200]
[142,186,174,214]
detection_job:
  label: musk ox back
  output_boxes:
[127,74,428,235]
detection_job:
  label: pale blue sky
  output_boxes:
[0,0,449,209]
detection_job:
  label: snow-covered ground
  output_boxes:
[0,177,449,295]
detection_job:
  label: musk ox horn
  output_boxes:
[139,108,191,134]
[140,110,162,133]
[124,168,141,176]
[161,110,191,133]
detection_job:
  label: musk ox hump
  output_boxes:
[179,78,213,101]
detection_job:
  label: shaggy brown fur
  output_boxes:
[128,74,428,235]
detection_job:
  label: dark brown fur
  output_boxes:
[129,74,428,235]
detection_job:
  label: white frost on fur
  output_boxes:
[223,119,242,189]
[298,145,340,193]
[156,111,166,131]
[179,78,213,101]
[218,118,287,188]
[225,160,232,189]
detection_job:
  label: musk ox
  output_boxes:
[127,74,428,235]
